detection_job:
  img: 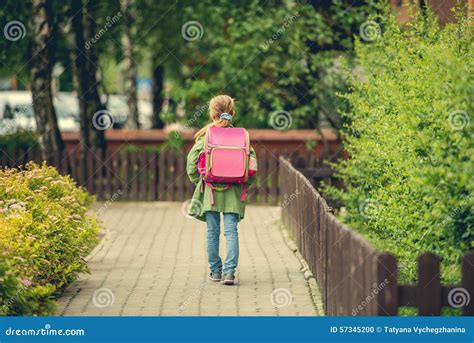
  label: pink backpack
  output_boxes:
[197,127,257,205]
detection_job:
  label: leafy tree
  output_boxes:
[134,0,187,128]
[29,0,65,159]
[327,6,473,283]
[121,0,140,128]
[0,1,31,87]
[177,0,379,130]
[64,0,107,157]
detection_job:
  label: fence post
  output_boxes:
[158,150,166,201]
[269,151,278,205]
[151,151,158,201]
[462,251,474,315]
[95,149,104,201]
[375,253,398,315]
[417,253,441,315]
[86,150,94,194]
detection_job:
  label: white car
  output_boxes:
[0,91,153,133]
[0,91,80,133]
[103,94,153,129]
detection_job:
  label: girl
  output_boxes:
[186,95,257,285]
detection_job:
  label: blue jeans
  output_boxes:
[205,211,239,275]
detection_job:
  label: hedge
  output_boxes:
[0,163,99,315]
[328,7,473,284]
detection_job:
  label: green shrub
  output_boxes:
[0,130,38,152]
[328,7,473,284]
[0,162,99,315]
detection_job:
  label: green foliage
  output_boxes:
[178,0,379,129]
[0,130,38,151]
[327,7,473,284]
[121,131,184,153]
[0,163,99,315]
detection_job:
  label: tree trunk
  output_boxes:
[29,0,64,161]
[151,55,165,129]
[84,0,107,154]
[66,0,106,161]
[121,0,140,129]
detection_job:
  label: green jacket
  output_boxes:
[186,135,257,221]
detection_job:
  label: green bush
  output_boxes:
[0,163,99,315]
[0,130,38,152]
[328,7,473,284]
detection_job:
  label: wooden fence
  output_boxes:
[280,157,474,316]
[0,146,342,205]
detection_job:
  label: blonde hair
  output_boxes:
[194,94,235,139]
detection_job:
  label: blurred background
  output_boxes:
[1,0,473,317]
[0,1,468,149]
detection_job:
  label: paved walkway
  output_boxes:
[57,202,319,316]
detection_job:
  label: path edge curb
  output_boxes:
[279,223,326,316]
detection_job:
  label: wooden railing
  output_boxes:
[0,145,343,205]
[279,157,474,316]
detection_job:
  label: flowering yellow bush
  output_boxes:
[0,162,99,315]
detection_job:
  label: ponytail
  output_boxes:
[194,119,232,139]
[194,94,236,140]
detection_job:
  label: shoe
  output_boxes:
[208,272,222,282]
[221,274,235,285]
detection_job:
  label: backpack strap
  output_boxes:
[204,129,211,181]
[201,181,231,206]
[244,129,250,182]
[240,183,246,202]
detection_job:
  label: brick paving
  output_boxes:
[57,202,319,316]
